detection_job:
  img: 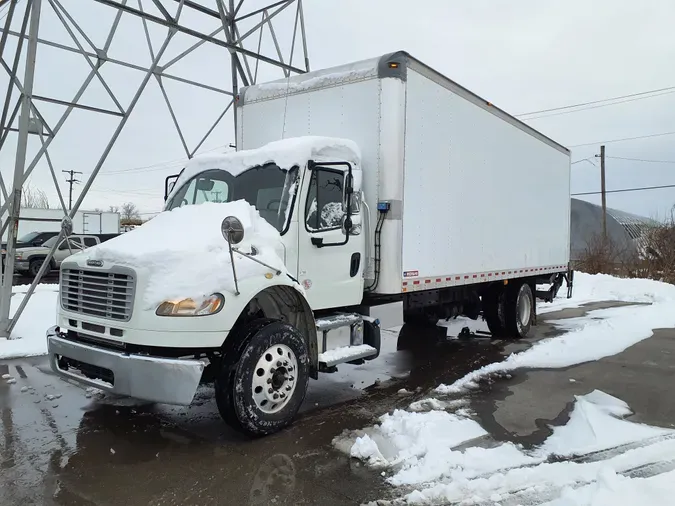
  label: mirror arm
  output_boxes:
[233,248,282,275]
[226,233,240,296]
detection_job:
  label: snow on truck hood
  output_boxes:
[166,136,361,204]
[77,201,290,310]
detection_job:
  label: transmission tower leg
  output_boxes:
[0,0,42,338]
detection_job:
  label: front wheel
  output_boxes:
[29,259,49,278]
[215,319,310,437]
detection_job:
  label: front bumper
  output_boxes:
[47,326,205,406]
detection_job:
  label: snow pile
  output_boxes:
[438,273,675,394]
[334,408,490,474]
[245,67,376,102]
[168,137,361,203]
[318,344,376,364]
[338,391,675,504]
[82,201,290,309]
[540,272,675,314]
[539,390,669,458]
[541,469,675,506]
[0,284,59,359]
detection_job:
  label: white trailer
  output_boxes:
[237,51,571,307]
[46,51,573,437]
[1,208,120,241]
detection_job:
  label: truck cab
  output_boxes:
[164,154,365,310]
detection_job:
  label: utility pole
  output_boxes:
[599,145,607,241]
[62,169,82,210]
[594,145,607,241]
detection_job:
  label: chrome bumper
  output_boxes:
[47,326,205,406]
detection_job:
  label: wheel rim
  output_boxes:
[519,289,532,327]
[252,344,299,414]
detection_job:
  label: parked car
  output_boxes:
[14,234,118,278]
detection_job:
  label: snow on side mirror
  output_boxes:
[221,216,244,245]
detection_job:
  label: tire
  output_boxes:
[29,259,48,278]
[505,282,534,339]
[482,285,507,338]
[215,319,310,437]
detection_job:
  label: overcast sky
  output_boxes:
[1,0,675,220]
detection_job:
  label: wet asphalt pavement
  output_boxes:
[1,301,673,505]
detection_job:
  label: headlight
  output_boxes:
[156,293,224,317]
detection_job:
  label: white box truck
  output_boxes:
[1,208,120,243]
[46,51,572,436]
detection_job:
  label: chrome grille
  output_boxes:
[61,268,135,321]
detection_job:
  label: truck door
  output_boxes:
[297,161,365,310]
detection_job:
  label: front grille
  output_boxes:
[61,268,135,321]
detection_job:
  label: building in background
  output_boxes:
[570,198,658,261]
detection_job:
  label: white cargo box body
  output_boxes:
[237,51,571,295]
[1,208,121,241]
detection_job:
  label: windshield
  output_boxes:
[166,163,299,233]
[18,232,40,243]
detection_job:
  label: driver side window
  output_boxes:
[305,168,345,231]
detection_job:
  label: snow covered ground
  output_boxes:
[0,284,58,360]
[336,273,675,505]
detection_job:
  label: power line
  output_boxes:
[90,143,236,176]
[521,90,675,120]
[569,130,675,148]
[606,156,675,164]
[572,183,675,196]
[517,85,675,117]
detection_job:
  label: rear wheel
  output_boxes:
[505,282,534,339]
[215,319,310,437]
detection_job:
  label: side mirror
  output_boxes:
[221,216,244,245]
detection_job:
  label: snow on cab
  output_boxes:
[46,52,573,437]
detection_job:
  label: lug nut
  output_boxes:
[270,367,276,373]
[283,360,288,366]
[285,385,291,391]
[289,376,294,381]
[288,366,293,371]
[280,392,285,398]
[268,388,273,394]
[277,361,282,367]
[267,378,272,384]
[273,393,279,400]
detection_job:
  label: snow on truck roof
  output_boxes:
[166,136,361,203]
[239,51,569,156]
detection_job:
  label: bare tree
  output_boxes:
[109,205,120,214]
[21,185,50,209]
[121,202,140,221]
